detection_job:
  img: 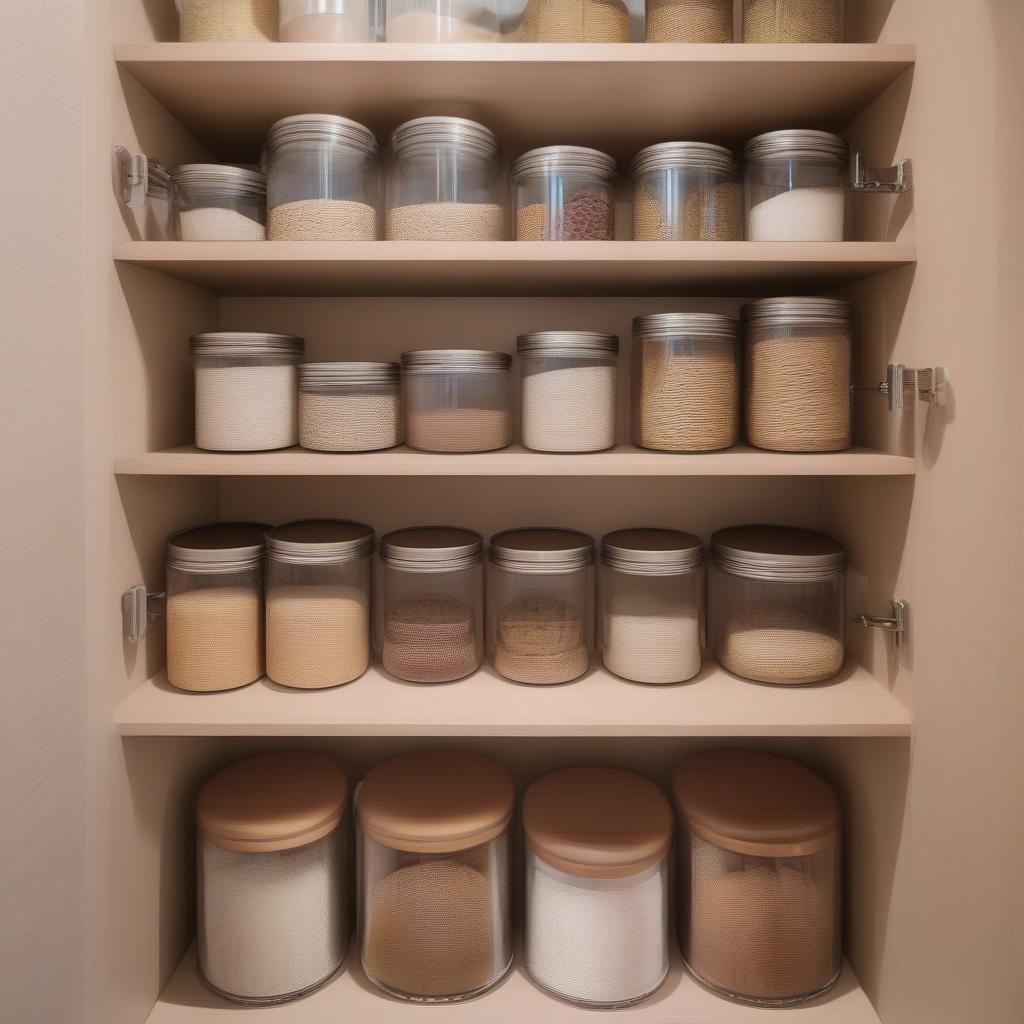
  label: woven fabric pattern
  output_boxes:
[646,0,733,41]
[520,0,630,40]
[383,596,480,682]
[179,0,277,40]
[633,179,742,241]
[195,362,298,452]
[742,0,842,42]
[521,362,616,453]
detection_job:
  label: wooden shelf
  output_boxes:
[116,43,914,162]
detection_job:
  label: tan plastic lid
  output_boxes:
[357,752,514,854]
[523,767,673,879]
[197,753,349,854]
[673,750,840,858]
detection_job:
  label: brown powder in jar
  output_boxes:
[406,408,509,453]
[382,596,479,682]
[645,0,733,41]
[178,0,277,41]
[268,199,377,241]
[300,391,401,452]
[742,0,843,42]
[520,0,631,41]
[385,202,505,241]
[494,596,587,684]
[516,190,613,241]
[632,180,742,241]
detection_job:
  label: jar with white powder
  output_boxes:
[523,766,673,1007]
[196,753,350,1004]
[172,164,266,241]
[744,130,848,241]
[386,0,501,39]
[279,0,374,39]
[299,361,400,452]
[265,519,374,689]
[600,528,704,684]
[190,332,303,451]
[517,331,618,452]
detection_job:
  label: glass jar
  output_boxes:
[386,118,505,241]
[744,130,848,241]
[265,519,374,689]
[524,767,672,1007]
[386,0,501,39]
[279,0,374,39]
[172,164,266,241]
[600,528,704,684]
[709,525,845,684]
[742,0,843,42]
[299,361,401,452]
[512,147,617,241]
[177,0,277,40]
[377,527,484,682]
[357,752,514,1002]
[742,297,851,453]
[143,161,175,240]
[488,528,593,685]
[190,332,303,452]
[674,750,842,1005]
[631,143,741,241]
[645,0,732,41]
[632,313,739,452]
[519,0,630,41]
[265,114,379,241]
[401,349,512,453]
[517,332,618,453]
[197,753,349,1004]
[165,523,269,692]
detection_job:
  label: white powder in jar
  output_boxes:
[300,390,400,452]
[280,12,370,40]
[386,10,500,40]
[385,202,505,241]
[195,363,298,451]
[522,364,616,453]
[746,186,845,241]
[269,198,377,241]
[179,207,266,241]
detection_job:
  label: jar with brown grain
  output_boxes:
[742,0,843,42]
[645,0,732,42]
[519,0,631,41]
[177,0,277,40]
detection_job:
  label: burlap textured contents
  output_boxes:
[645,0,733,40]
[632,180,742,241]
[742,0,843,42]
[179,0,278,40]
[383,596,479,682]
[405,407,510,453]
[385,202,505,241]
[195,363,298,452]
[520,0,630,41]
[268,199,377,241]
[299,391,400,452]
[494,595,587,685]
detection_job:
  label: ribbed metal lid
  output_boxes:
[741,296,852,330]
[300,361,399,388]
[512,145,617,180]
[631,141,737,177]
[189,332,304,359]
[380,526,483,572]
[711,525,845,583]
[171,163,266,197]
[401,349,511,371]
[266,113,377,155]
[632,313,738,343]
[167,522,269,573]
[516,332,619,359]
[266,519,374,565]
[489,528,595,573]
[744,129,848,164]
[391,116,498,159]
[601,528,704,575]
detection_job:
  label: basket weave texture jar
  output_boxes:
[172,164,266,241]
[519,0,631,41]
[742,0,843,42]
[674,750,842,1005]
[299,361,400,452]
[645,0,732,40]
[177,0,277,40]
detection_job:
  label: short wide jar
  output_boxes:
[674,750,842,1005]
[172,164,266,241]
[299,361,401,452]
[357,753,514,1002]
[386,0,501,39]
[177,0,277,40]
[279,0,374,40]
[646,0,733,41]
[197,753,350,1004]
[742,0,844,42]
[524,767,673,1007]
[519,0,631,41]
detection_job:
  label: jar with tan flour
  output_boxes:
[177,0,278,40]
[519,0,631,41]
[742,0,844,42]
[646,0,733,41]
[299,361,401,452]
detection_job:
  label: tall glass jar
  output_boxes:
[742,0,844,42]
[357,752,514,1002]
[519,0,630,41]
[744,130,848,241]
[645,0,732,41]
[487,528,594,685]
[173,164,267,241]
[377,527,484,682]
[265,114,379,241]
[279,0,374,39]
[299,361,401,452]
[265,519,374,689]
[709,526,846,684]
[386,118,505,241]
[385,0,501,39]
[177,0,277,40]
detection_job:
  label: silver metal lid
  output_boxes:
[516,332,619,359]
[512,145,617,180]
[632,313,738,343]
[380,526,484,572]
[266,114,377,156]
[489,528,595,573]
[171,163,266,198]
[741,297,852,330]
[631,141,737,177]
[744,130,848,165]
[266,519,374,565]
[391,117,498,160]
[189,332,304,360]
[401,349,511,372]
[711,525,846,583]
[601,529,704,576]
[166,522,269,574]
[300,361,399,388]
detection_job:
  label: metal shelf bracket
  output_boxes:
[122,584,165,643]
[115,147,169,209]
[855,364,949,413]
[855,598,908,654]
[850,151,911,193]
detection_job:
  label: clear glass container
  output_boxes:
[265,114,379,241]
[279,0,374,39]
[631,142,741,241]
[177,0,278,40]
[632,313,739,452]
[600,528,704,684]
[741,297,851,452]
[377,527,484,682]
[386,0,501,39]
[165,523,269,692]
[299,361,401,452]
[143,161,175,240]
[519,0,631,41]
[709,525,845,684]
[197,753,350,1004]
[524,767,672,1007]
[401,349,512,453]
[742,0,843,42]
[190,332,303,452]
[674,750,842,1005]
[512,147,617,241]
[172,164,266,241]
[357,753,514,1002]
[265,519,374,689]
[744,130,848,241]
[645,0,732,41]
[517,332,618,453]
[487,528,593,685]
[386,118,505,241]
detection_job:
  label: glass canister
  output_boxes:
[190,332,303,452]
[165,523,269,692]
[378,527,484,682]
[401,349,512,453]
[172,164,266,241]
[631,143,742,242]
[279,0,374,39]
[524,767,673,1007]
[197,753,350,1004]
[357,752,514,1002]
[632,313,740,452]
[517,332,618,453]
[265,115,379,241]
[742,297,851,453]
[674,750,842,1005]
[709,525,846,684]
[265,519,374,689]
[645,0,732,41]
[299,361,401,452]
[744,130,848,241]
[488,528,593,685]
[600,528,704,684]
[519,0,630,41]
[386,0,501,39]
[386,118,505,241]
[742,0,843,42]
[512,147,617,242]
[177,0,277,40]
[143,161,175,240]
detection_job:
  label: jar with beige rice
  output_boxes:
[177,0,277,40]
[385,0,502,39]
[299,361,401,452]
[172,164,266,241]
[645,0,733,41]
[518,0,631,41]
[279,0,374,40]
[742,0,844,42]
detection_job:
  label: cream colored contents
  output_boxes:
[167,587,262,692]
[383,596,479,682]
[646,0,732,41]
[280,12,370,40]
[522,364,616,453]
[742,0,843,42]
[495,596,587,685]
[632,180,742,241]
[195,364,298,451]
[747,186,845,241]
[179,0,277,40]
[269,199,377,241]
[386,202,504,241]
[520,0,630,41]
[179,207,266,241]
[300,390,401,452]
[386,10,500,40]
[266,584,369,689]
[603,585,700,684]
[406,407,509,452]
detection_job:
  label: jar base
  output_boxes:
[682,958,842,1007]
[526,963,670,1009]
[364,955,514,1004]
[198,955,346,1006]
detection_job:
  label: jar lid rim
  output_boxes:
[266,113,377,154]
[401,349,511,369]
[380,526,483,570]
[172,163,266,196]
[300,361,399,386]
[632,313,738,342]
[744,129,848,163]
[512,145,617,179]
[489,528,595,571]
[190,332,304,358]
[631,141,737,176]
[516,331,619,356]
[711,525,846,582]
[391,116,498,158]
[601,528,704,573]
[167,521,269,570]
[266,518,374,562]
[741,296,852,327]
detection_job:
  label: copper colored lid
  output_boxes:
[673,750,840,858]
[197,753,349,854]
[523,767,673,879]
[357,752,514,854]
